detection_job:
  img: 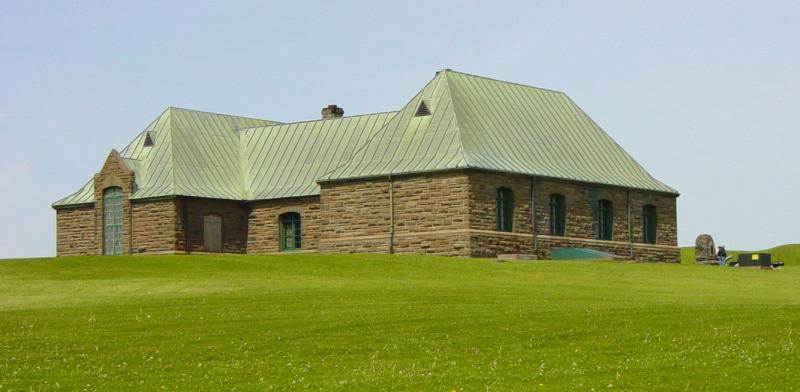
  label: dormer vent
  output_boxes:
[143,132,154,147]
[415,101,431,117]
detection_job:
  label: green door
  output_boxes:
[103,187,123,255]
[279,212,301,251]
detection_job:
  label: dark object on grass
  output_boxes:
[736,253,771,267]
[551,247,616,260]
[694,234,718,264]
[734,253,783,269]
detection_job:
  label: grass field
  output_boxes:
[680,243,800,265]
[1,254,798,390]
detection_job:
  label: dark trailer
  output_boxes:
[734,253,784,268]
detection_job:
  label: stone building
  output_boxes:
[53,69,680,261]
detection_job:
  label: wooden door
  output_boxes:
[203,214,222,253]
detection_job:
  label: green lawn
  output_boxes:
[680,243,800,265]
[1,254,798,390]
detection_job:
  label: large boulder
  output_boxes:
[694,234,718,265]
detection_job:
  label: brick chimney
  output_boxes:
[321,104,344,119]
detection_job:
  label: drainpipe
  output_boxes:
[627,190,633,259]
[183,199,190,254]
[129,200,133,254]
[531,176,538,256]
[388,175,395,254]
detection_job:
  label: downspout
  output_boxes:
[531,176,538,256]
[627,190,633,260]
[129,200,133,254]
[388,175,395,254]
[183,199,190,254]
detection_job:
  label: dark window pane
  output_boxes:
[496,188,513,232]
[643,205,657,244]
[597,199,613,241]
[549,194,566,236]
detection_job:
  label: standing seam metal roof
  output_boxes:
[321,70,677,195]
[239,111,396,200]
[53,69,676,208]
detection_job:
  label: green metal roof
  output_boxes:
[53,69,676,208]
[52,178,95,206]
[240,111,396,200]
[53,107,279,206]
[322,70,677,195]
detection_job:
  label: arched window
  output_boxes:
[597,199,613,241]
[643,204,657,244]
[279,212,302,251]
[496,187,513,232]
[102,187,123,255]
[203,214,223,253]
[549,193,566,236]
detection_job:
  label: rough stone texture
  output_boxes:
[57,163,679,261]
[319,178,393,253]
[55,204,96,256]
[319,173,472,256]
[321,104,344,119]
[316,170,678,260]
[92,150,136,254]
[176,198,249,254]
[694,234,717,264]
[248,196,321,253]
[391,173,471,256]
[466,171,679,261]
[131,199,180,254]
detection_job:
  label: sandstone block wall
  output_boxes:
[466,171,679,261]
[131,199,180,254]
[55,204,96,256]
[316,170,678,260]
[391,173,471,256]
[319,173,473,255]
[57,164,678,261]
[248,196,321,253]
[319,178,393,253]
[176,198,249,254]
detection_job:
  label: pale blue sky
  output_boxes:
[1,1,798,258]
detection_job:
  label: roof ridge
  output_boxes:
[317,73,446,181]
[237,117,253,199]
[166,108,177,196]
[443,69,566,95]
[167,106,280,124]
[441,71,471,168]
[236,110,398,132]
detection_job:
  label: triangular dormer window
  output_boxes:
[143,133,154,147]
[415,101,431,117]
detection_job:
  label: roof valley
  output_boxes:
[53,70,677,208]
